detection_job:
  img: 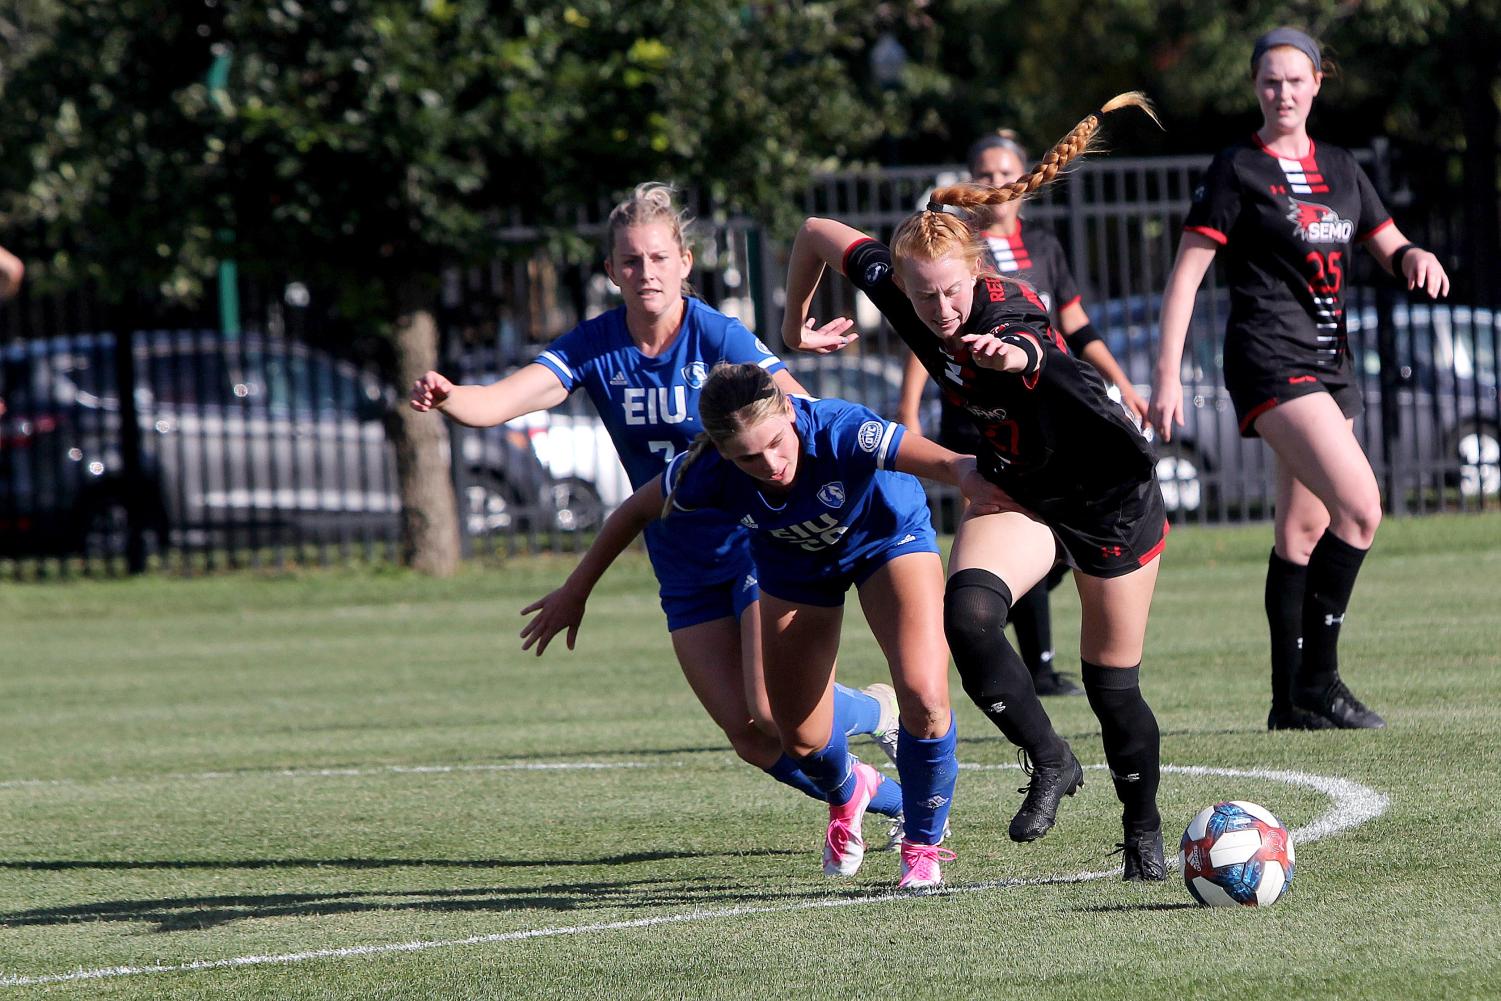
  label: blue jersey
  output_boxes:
[664,396,932,591]
[533,297,787,586]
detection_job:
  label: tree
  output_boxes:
[0,0,918,573]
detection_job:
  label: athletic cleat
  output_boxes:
[1009,747,1084,843]
[1032,671,1085,697]
[898,840,957,890]
[864,682,901,766]
[1114,825,1167,881]
[878,811,953,852]
[823,760,881,876]
[1292,678,1387,729]
[1267,703,1336,731]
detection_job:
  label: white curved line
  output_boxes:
[0,762,1387,988]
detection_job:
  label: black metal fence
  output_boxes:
[2,147,1496,578]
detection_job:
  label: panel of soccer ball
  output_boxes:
[1178,801,1296,907]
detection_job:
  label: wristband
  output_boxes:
[1391,243,1421,275]
[1064,322,1102,355]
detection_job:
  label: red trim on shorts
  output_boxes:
[1184,224,1228,246]
[1137,519,1170,566]
[840,237,875,276]
[1239,397,1279,434]
[1357,217,1394,242]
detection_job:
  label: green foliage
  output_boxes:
[0,0,906,328]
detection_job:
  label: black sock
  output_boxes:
[1010,580,1055,681]
[1082,661,1161,832]
[944,569,1067,764]
[1265,550,1307,712]
[1298,531,1368,694]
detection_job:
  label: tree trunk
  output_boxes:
[390,290,461,576]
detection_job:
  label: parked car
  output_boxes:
[1095,293,1501,517]
[0,332,568,557]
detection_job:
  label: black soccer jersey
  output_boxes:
[979,220,1082,319]
[1184,137,1391,368]
[843,238,1155,513]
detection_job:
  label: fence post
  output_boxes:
[1370,139,1405,515]
[110,302,149,573]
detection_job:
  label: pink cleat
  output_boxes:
[898,840,956,890]
[823,760,882,876]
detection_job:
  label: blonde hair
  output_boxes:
[662,363,787,518]
[607,182,696,297]
[892,93,1160,269]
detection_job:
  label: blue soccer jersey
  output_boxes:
[532,297,787,588]
[664,395,937,606]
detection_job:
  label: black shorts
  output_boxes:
[1224,342,1363,438]
[1046,478,1169,579]
[938,420,984,456]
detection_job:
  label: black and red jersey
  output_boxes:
[842,238,1155,512]
[1184,137,1391,367]
[979,220,1082,320]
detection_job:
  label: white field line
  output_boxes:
[0,762,1387,989]
[0,761,658,790]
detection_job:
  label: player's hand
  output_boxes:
[960,332,1027,372]
[1118,383,1150,424]
[793,316,859,354]
[958,463,1025,515]
[1403,250,1450,299]
[410,371,454,412]
[1147,374,1184,443]
[519,585,587,656]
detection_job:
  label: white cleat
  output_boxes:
[863,682,901,767]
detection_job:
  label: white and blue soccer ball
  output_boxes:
[1179,801,1295,907]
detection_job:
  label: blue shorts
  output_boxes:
[658,558,761,632]
[758,521,940,608]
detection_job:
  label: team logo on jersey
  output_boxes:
[609,371,629,386]
[816,481,846,508]
[1287,197,1353,243]
[753,337,773,356]
[739,513,759,529]
[864,260,889,285]
[682,361,709,389]
[856,420,885,452]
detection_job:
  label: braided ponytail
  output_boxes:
[893,93,1159,267]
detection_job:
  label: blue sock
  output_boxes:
[795,726,857,805]
[867,771,904,817]
[896,714,958,844]
[764,754,828,804]
[834,683,882,736]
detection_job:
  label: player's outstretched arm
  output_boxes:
[519,475,665,656]
[782,217,868,353]
[897,350,930,434]
[410,364,569,428]
[890,432,1023,516]
[0,245,24,301]
[1149,233,1219,442]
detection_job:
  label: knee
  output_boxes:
[723,720,782,768]
[943,569,1013,653]
[1338,498,1382,548]
[1277,519,1326,563]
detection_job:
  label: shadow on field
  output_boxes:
[1073,901,1199,913]
[0,848,853,933]
[0,878,856,933]
[0,849,797,873]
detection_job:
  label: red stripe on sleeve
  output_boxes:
[840,237,875,276]
[1357,218,1394,243]
[1184,225,1228,246]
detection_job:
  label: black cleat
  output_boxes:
[1292,679,1387,729]
[1009,748,1084,843]
[1115,825,1167,881]
[1267,704,1336,731]
[1033,671,1085,697]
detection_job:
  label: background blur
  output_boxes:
[1,0,1496,578]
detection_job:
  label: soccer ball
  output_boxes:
[1179,801,1295,907]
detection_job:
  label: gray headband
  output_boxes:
[967,133,1029,172]
[1251,27,1321,75]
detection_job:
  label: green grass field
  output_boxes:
[2,514,1499,1000]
